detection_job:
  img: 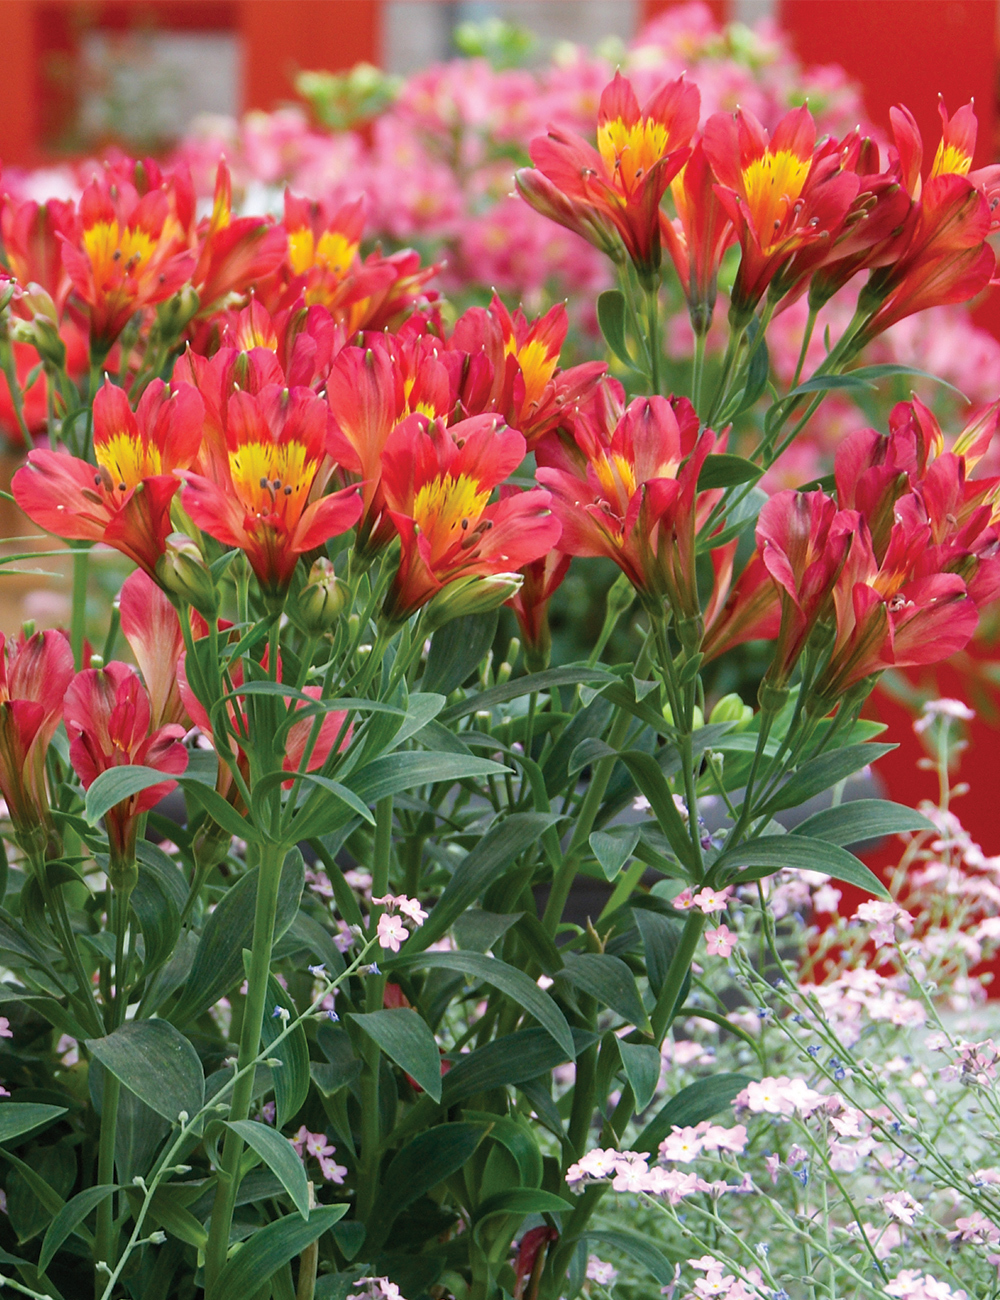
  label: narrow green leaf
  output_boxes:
[226,1121,310,1220]
[442,1027,593,1107]
[697,453,761,490]
[345,753,509,807]
[475,1188,573,1224]
[583,1228,681,1283]
[0,1104,67,1146]
[39,1184,116,1272]
[392,951,574,1059]
[716,834,890,899]
[213,1205,347,1300]
[183,779,264,844]
[453,910,523,953]
[86,1020,204,1124]
[349,1009,443,1102]
[413,812,556,951]
[786,363,963,401]
[589,827,640,881]
[369,1123,486,1249]
[558,953,649,1030]
[759,743,895,815]
[439,666,615,722]
[635,1074,752,1154]
[792,799,935,846]
[390,693,447,748]
[131,865,181,977]
[84,765,175,826]
[261,973,310,1127]
[422,611,499,694]
[617,1041,661,1112]
[463,1111,544,1188]
[596,289,635,369]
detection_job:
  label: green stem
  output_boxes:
[691,328,707,420]
[95,882,133,1281]
[649,908,706,1043]
[70,545,90,670]
[644,286,661,396]
[358,795,393,1221]
[203,840,285,1297]
[791,305,817,389]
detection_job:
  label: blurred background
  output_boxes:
[3,0,1000,846]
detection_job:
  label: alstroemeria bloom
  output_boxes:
[12,378,204,578]
[703,104,859,323]
[660,138,735,334]
[119,569,187,729]
[537,394,718,622]
[380,414,560,623]
[64,662,188,877]
[179,383,362,599]
[504,535,572,672]
[0,630,74,844]
[191,159,287,315]
[525,72,699,280]
[60,173,195,353]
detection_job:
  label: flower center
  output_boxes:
[931,140,973,180]
[229,440,314,523]
[95,432,161,493]
[741,149,811,251]
[413,473,492,560]
[82,220,157,280]
[597,118,670,195]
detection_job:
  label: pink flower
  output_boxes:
[376,914,409,953]
[705,925,736,958]
[691,886,732,914]
[610,1152,651,1192]
[700,1123,747,1154]
[319,1154,348,1185]
[659,1126,704,1164]
[854,900,914,947]
[882,1191,924,1226]
[0,1019,11,1039]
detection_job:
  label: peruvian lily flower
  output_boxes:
[119,569,188,729]
[191,159,287,316]
[60,173,195,356]
[64,662,188,883]
[179,383,362,602]
[755,489,858,689]
[524,71,699,282]
[504,533,572,672]
[536,394,719,624]
[0,194,76,313]
[660,138,735,335]
[701,544,782,663]
[12,378,204,578]
[702,103,859,324]
[0,630,74,849]
[379,413,560,624]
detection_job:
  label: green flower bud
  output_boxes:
[155,532,219,619]
[709,693,753,730]
[156,286,201,341]
[422,573,523,633]
[293,557,349,635]
[661,702,704,730]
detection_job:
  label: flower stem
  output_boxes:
[95,882,133,1282]
[691,328,707,420]
[358,796,393,1222]
[70,545,90,670]
[644,286,662,396]
[649,907,706,1042]
[203,839,285,1297]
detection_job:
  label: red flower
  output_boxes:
[380,414,559,623]
[702,104,859,322]
[179,383,362,598]
[502,499,571,671]
[1,194,76,311]
[660,138,735,334]
[525,72,699,281]
[60,173,195,354]
[12,378,204,577]
[64,662,188,872]
[701,544,782,662]
[536,394,718,621]
[0,630,73,842]
[119,569,188,729]
[191,160,287,315]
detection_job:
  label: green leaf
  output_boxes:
[182,779,264,844]
[0,1104,67,1146]
[792,798,935,846]
[331,1220,366,1261]
[393,951,574,1058]
[559,953,649,1029]
[617,1041,661,1112]
[281,774,376,827]
[633,908,682,997]
[39,1184,116,1272]
[422,611,499,694]
[730,324,771,416]
[442,1028,592,1106]
[583,1228,681,1284]
[84,765,177,826]
[453,910,522,953]
[345,753,509,807]
[758,743,895,816]
[213,1205,347,1300]
[617,750,695,869]
[413,812,556,950]
[635,1074,752,1154]
[261,973,310,1127]
[697,454,761,490]
[589,827,640,881]
[349,1009,443,1102]
[463,1111,544,1188]
[370,1123,486,1249]
[475,1188,573,1224]
[716,834,890,899]
[390,693,447,748]
[596,289,634,369]
[439,667,615,722]
[131,864,181,977]
[87,1019,204,1124]
[172,851,304,1024]
[786,363,963,401]
[226,1121,309,1220]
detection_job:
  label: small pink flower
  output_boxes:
[0,1018,12,1039]
[377,914,409,952]
[882,1190,923,1226]
[319,1154,348,1184]
[700,1123,747,1154]
[691,886,732,914]
[705,924,736,958]
[659,1125,703,1164]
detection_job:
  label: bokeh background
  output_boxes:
[2,0,1000,851]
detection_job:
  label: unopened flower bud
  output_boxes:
[292,557,349,635]
[156,286,201,340]
[156,533,219,619]
[423,573,523,632]
[661,701,704,730]
[709,693,753,730]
